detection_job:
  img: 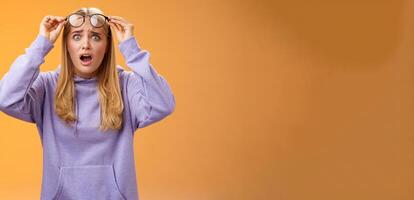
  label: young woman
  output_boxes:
[0,7,175,200]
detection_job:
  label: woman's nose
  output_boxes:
[81,38,91,50]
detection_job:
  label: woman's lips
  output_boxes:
[80,55,93,66]
[80,58,93,66]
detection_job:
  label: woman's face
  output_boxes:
[66,18,108,78]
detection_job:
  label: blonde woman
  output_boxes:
[0,7,175,200]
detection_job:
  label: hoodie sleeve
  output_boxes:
[119,37,176,130]
[0,35,53,124]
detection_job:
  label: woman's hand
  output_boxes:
[39,15,65,43]
[108,16,134,43]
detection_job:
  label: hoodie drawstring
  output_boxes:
[74,95,79,136]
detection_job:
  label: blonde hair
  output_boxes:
[55,7,124,131]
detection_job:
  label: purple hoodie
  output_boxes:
[0,35,175,200]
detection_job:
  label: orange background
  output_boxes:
[0,0,413,199]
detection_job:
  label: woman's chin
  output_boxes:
[74,66,98,78]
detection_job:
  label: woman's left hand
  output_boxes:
[108,16,134,43]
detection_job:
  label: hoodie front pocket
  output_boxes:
[52,165,126,200]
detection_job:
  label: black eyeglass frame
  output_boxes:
[65,13,110,28]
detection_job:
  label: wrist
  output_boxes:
[38,32,51,42]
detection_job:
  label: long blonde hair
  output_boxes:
[54,8,124,131]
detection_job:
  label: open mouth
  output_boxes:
[79,54,93,66]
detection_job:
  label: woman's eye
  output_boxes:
[73,35,81,41]
[92,35,101,41]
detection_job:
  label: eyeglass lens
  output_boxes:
[68,14,107,28]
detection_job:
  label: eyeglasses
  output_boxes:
[66,13,110,28]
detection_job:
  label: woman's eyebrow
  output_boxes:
[70,30,103,35]
[90,31,103,35]
[71,30,83,34]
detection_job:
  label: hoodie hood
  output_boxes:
[55,65,125,83]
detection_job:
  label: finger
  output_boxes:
[42,15,52,23]
[108,18,123,26]
[51,16,65,23]
[109,16,125,21]
[49,18,60,25]
[57,16,65,22]
[55,21,65,33]
[45,16,62,27]
[41,16,53,27]
[48,16,60,22]
[48,18,62,29]
[109,16,131,27]
[109,18,128,27]
[109,21,123,32]
[108,21,118,30]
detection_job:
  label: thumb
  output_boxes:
[50,21,65,43]
[56,21,65,34]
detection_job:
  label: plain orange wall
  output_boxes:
[0,0,413,200]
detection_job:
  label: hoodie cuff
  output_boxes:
[26,35,54,60]
[119,37,142,60]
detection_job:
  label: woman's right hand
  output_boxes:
[39,15,66,43]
